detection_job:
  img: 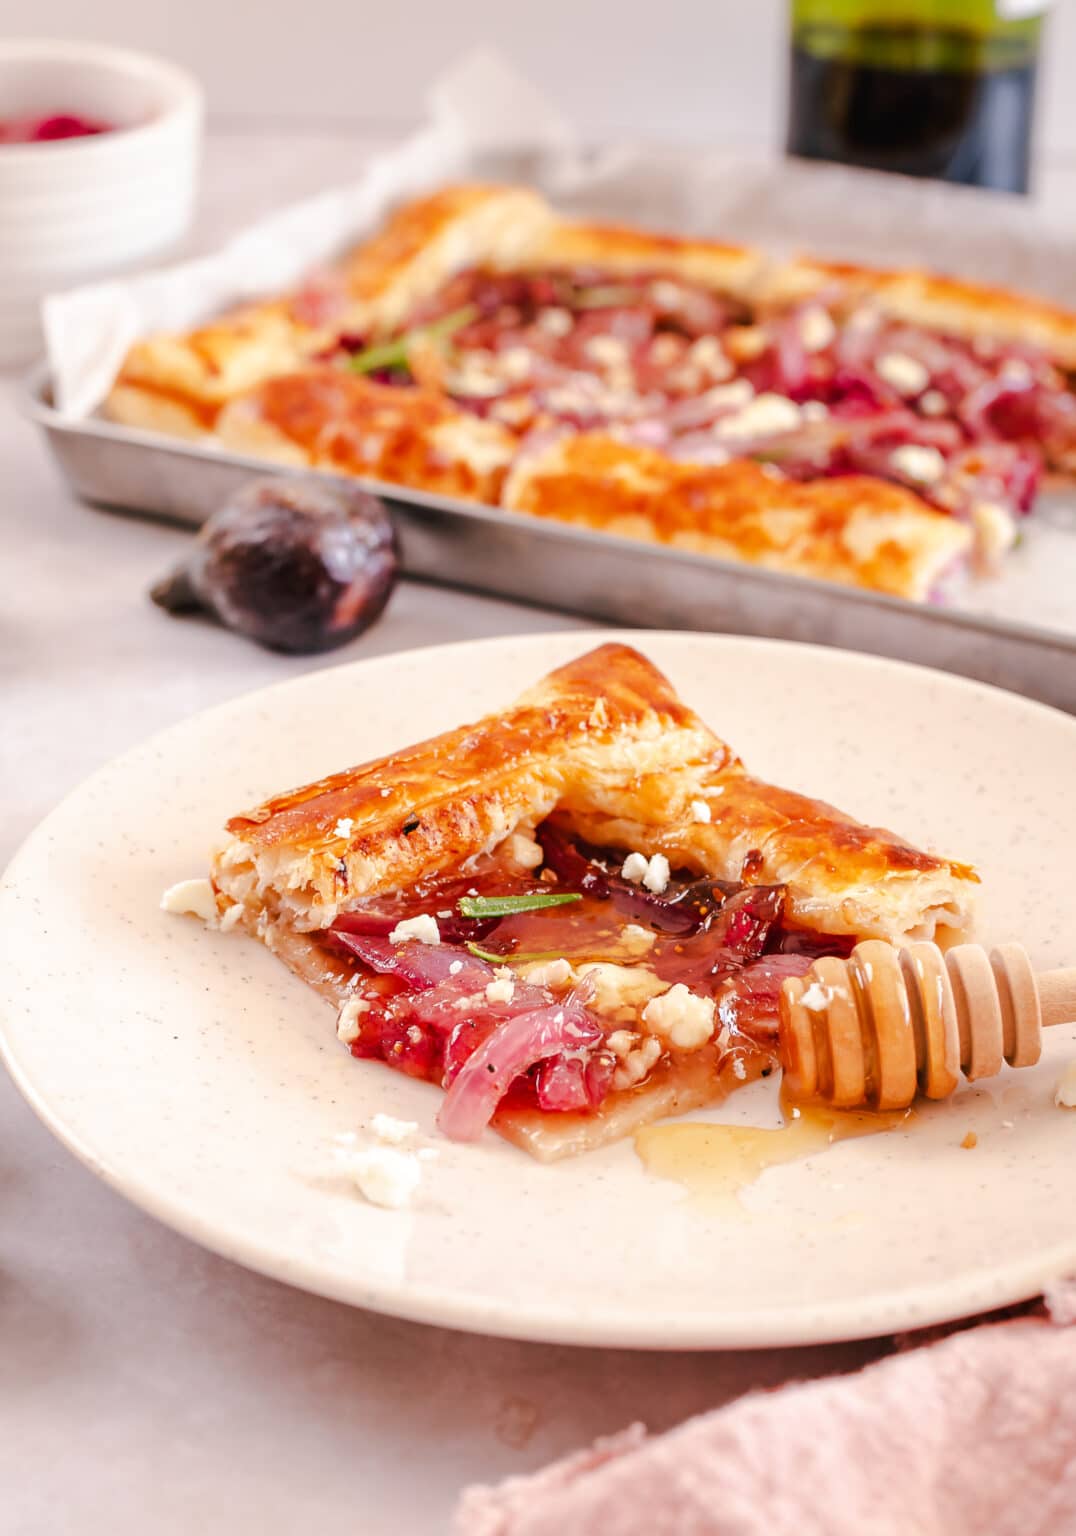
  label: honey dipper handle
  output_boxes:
[1037,967,1076,1029]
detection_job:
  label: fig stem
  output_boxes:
[150,564,204,614]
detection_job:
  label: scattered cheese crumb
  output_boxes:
[519,957,575,991]
[651,279,684,309]
[731,1057,747,1080]
[919,389,948,417]
[690,799,712,824]
[448,959,463,976]
[642,853,671,895]
[336,996,371,1043]
[333,818,354,839]
[1055,1062,1076,1108]
[961,1131,978,1150]
[340,1145,422,1209]
[802,400,829,422]
[620,924,656,957]
[538,306,572,337]
[716,392,802,441]
[799,306,835,352]
[485,976,516,1005]
[160,878,218,925]
[621,852,649,883]
[876,351,929,396]
[890,443,946,485]
[612,1035,663,1091]
[577,963,667,1020]
[370,1113,418,1144]
[388,914,440,946]
[643,984,717,1050]
[606,1029,638,1060]
[1001,358,1033,387]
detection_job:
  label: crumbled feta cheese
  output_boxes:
[160,878,218,925]
[621,851,649,883]
[612,1035,663,1091]
[876,351,929,397]
[690,799,712,824]
[499,345,533,382]
[538,306,572,338]
[725,325,768,361]
[336,996,371,1043]
[731,1057,747,1080]
[1055,1062,1076,1109]
[519,957,575,991]
[485,976,516,1005]
[799,306,835,352]
[448,959,463,976]
[577,963,668,1020]
[622,851,670,894]
[802,401,829,422]
[491,395,532,427]
[687,336,732,380]
[620,924,656,957]
[370,1112,418,1144]
[333,818,354,839]
[705,379,755,410]
[605,1029,638,1060]
[650,333,683,366]
[716,392,802,441]
[508,831,544,870]
[642,853,671,895]
[919,389,948,417]
[643,984,716,1051]
[340,1145,422,1209]
[1001,358,1033,388]
[651,279,684,309]
[219,903,243,933]
[388,914,440,946]
[585,334,630,368]
[890,443,946,485]
[380,788,391,797]
[798,980,831,1013]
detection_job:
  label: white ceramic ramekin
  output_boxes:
[0,39,204,367]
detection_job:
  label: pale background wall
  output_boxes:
[6,1,1076,165]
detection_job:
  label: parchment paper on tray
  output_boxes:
[37,51,1076,687]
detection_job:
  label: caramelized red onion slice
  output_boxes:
[331,932,493,991]
[716,953,814,1043]
[437,1000,605,1141]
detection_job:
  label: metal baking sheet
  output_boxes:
[25,367,1076,713]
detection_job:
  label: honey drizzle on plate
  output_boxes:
[635,1090,911,1206]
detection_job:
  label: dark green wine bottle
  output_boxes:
[786,1,1048,193]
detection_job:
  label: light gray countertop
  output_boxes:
[7,126,1071,1534]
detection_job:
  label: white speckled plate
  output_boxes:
[3,632,1076,1348]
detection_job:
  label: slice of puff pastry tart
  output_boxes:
[189,643,977,1161]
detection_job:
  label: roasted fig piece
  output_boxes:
[151,476,398,653]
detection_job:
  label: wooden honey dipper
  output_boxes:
[780,940,1076,1111]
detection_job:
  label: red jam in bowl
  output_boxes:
[0,113,115,145]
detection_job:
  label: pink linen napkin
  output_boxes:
[456,1291,1076,1536]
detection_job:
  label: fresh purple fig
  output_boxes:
[151,476,398,654]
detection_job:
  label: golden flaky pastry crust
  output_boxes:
[106,184,553,435]
[212,643,975,944]
[215,369,516,502]
[518,220,763,301]
[762,257,1076,371]
[502,433,971,601]
[212,645,727,932]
